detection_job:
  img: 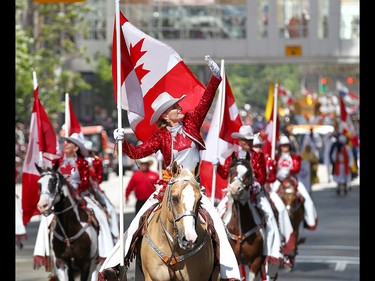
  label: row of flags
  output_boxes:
[20,10,359,223]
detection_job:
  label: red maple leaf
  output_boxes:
[130,38,150,82]
[173,133,193,152]
[279,159,291,168]
[60,162,76,177]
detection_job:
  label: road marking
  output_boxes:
[296,255,359,270]
[299,245,359,251]
[335,261,347,271]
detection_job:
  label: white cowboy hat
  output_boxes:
[253,133,264,146]
[64,133,89,157]
[136,156,154,165]
[279,135,290,145]
[231,125,254,140]
[150,92,187,125]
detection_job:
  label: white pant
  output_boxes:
[100,190,241,280]
[271,180,318,230]
[85,195,115,257]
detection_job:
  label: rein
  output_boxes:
[227,199,263,243]
[227,161,263,243]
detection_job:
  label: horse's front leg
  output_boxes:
[54,258,69,281]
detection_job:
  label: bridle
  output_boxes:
[145,176,208,276]
[38,169,93,246]
[227,160,263,243]
[166,178,200,225]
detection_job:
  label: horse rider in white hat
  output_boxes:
[100,56,241,281]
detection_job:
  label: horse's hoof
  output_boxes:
[298,237,306,244]
[283,262,293,272]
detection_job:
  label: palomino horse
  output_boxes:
[139,161,219,280]
[36,163,100,281]
[278,176,304,270]
[223,153,264,281]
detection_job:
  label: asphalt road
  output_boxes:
[15,166,360,281]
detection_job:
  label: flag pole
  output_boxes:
[210,59,225,203]
[271,83,278,160]
[115,0,125,267]
[33,71,44,165]
[65,93,70,137]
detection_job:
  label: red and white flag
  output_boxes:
[67,98,82,136]
[112,11,206,141]
[200,65,242,201]
[22,72,58,225]
[336,81,359,106]
[278,84,294,106]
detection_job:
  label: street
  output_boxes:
[16,165,360,281]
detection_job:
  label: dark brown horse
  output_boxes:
[278,176,304,270]
[139,162,219,280]
[222,153,265,281]
[36,163,100,281]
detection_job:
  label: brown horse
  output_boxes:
[222,153,265,281]
[139,162,219,280]
[278,176,304,270]
[36,163,100,281]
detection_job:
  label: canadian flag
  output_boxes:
[66,97,82,136]
[200,62,242,201]
[22,72,58,225]
[112,11,206,141]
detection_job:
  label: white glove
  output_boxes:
[114,128,125,142]
[212,158,220,166]
[36,160,45,168]
[205,55,221,79]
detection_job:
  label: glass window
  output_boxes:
[84,0,106,40]
[123,0,246,40]
[258,0,269,38]
[340,0,359,39]
[317,0,329,38]
[277,0,310,39]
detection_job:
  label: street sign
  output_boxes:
[285,45,302,56]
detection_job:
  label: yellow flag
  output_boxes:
[264,81,274,121]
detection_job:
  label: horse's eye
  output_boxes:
[172,195,179,204]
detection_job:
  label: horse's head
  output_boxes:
[35,161,65,216]
[228,152,254,202]
[163,161,202,250]
[279,176,299,216]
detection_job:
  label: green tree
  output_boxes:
[16,0,91,126]
[92,53,116,117]
[225,64,300,109]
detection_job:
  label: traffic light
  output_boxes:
[320,77,327,93]
[347,76,354,84]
